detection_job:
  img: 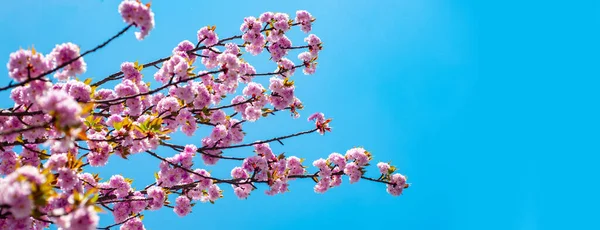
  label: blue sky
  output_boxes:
[1,0,599,229]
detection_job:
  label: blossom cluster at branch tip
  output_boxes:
[119,0,155,40]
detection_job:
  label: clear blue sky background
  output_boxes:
[1,0,599,229]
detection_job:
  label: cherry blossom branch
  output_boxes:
[200,128,318,151]
[0,24,133,92]
[158,142,245,161]
[91,22,303,88]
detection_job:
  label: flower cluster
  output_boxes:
[198,26,219,47]
[6,48,51,82]
[37,89,82,128]
[49,43,87,80]
[119,0,155,40]
[295,10,313,33]
[241,17,266,55]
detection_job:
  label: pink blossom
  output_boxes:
[130,191,149,214]
[259,12,274,23]
[277,58,296,78]
[328,152,347,170]
[343,162,361,183]
[210,124,228,140]
[268,35,292,61]
[170,83,195,103]
[177,109,197,136]
[6,49,51,82]
[295,10,313,33]
[254,143,274,159]
[147,186,165,210]
[0,150,17,175]
[377,162,391,175]
[173,40,196,63]
[314,177,330,194]
[387,173,407,196]
[66,79,92,102]
[112,202,131,223]
[121,62,143,82]
[109,175,131,198]
[13,165,46,184]
[308,112,325,124]
[201,48,220,69]
[233,186,252,199]
[49,43,87,80]
[57,168,79,191]
[298,51,317,75]
[190,169,212,189]
[243,82,264,97]
[244,106,261,122]
[1,181,33,219]
[231,167,248,179]
[37,89,82,128]
[120,217,145,230]
[44,153,68,171]
[273,13,291,32]
[197,26,219,47]
[20,144,40,167]
[156,96,180,115]
[119,0,155,40]
[268,77,295,110]
[210,109,227,124]
[87,150,109,167]
[207,184,221,202]
[313,158,329,172]
[345,148,370,166]
[286,156,305,176]
[59,206,99,230]
[192,82,211,109]
[231,95,249,114]
[79,173,97,192]
[174,196,191,217]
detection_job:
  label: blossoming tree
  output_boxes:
[0,1,409,229]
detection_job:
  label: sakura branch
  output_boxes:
[0,1,408,229]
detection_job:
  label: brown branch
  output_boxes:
[200,128,318,151]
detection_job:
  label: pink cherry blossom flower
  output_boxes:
[0,150,17,175]
[210,109,227,124]
[387,173,408,196]
[147,186,165,210]
[210,124,228,140]
[377,162,391,175]
[6,49,51,82]
[328,153,347,170]
[57,168,79,191]
[60,206,99,230]
[295,10,313,33]
[173,196,191,217]
[119,0,155,40]
[345,148,370,166]
[48,42,87,80]
[109,175,131,198]
[66,79,92,102]
[173,40,196,63]
[36,89,82,128]
[197,26,219,47]
[120,217,145,230]
[112,202,132,223]
[343,162,361,183]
